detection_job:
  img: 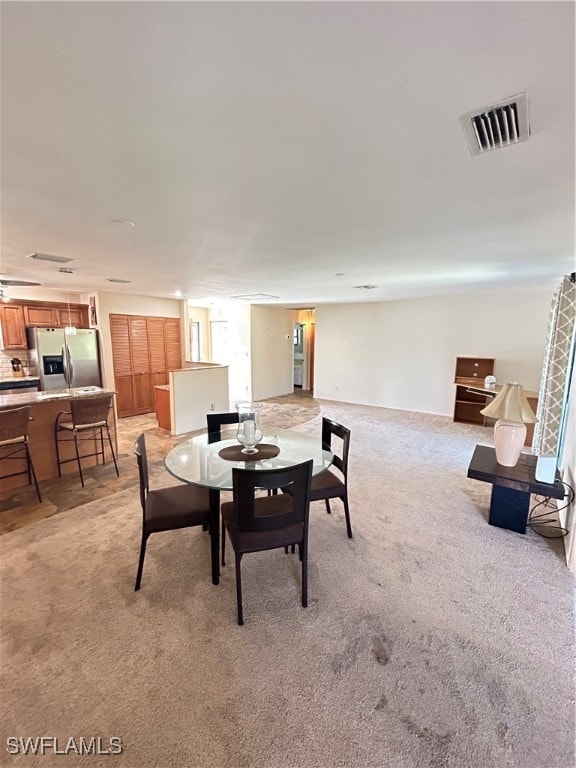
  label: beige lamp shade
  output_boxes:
[480,383,538,424]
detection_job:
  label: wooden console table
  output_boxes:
[467,445,564,534]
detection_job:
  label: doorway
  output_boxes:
[293,312,315,392]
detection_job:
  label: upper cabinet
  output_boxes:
[23,304,88,328]
[0,300,89,350]
[0,304,27,348]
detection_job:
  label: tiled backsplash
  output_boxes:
[0,350,37,379]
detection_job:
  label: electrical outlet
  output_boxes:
[210,403,215,411]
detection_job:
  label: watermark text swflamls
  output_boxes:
[6,736,123,756]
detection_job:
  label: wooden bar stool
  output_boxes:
[54,394,119,487]
[0,406,42,502]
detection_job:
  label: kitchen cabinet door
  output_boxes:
[133,372,153,414]
[55,307,88,328]
[129,317,153,412]
[147,317,167,386]
[110,315,136,416]
[24,306,58,326]
[0,304,26,348]
[114,375,135,417]
[164,318,182,371]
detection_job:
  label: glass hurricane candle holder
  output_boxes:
[235,402,263,454]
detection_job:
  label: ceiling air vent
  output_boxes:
[459,93,530,156]
[107,278,132,284]
[28,252,74,264]
[230,293,279,301]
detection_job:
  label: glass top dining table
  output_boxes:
[165,429,334,585]
[165,429,334,490]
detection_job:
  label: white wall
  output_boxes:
[314,287,553,416]
[170,366,229,435]
[208,302,252,403]
[251,306,297,400]
[2,287,83,303]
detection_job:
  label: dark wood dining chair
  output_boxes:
[221,459,313,625]
[55,393,119,487]
[284,417,353,538]
[206,411,239,444]
[133,433,210,591]
[0,405,42,502]
[206,410,240,544]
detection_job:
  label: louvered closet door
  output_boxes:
[129,316,153,414]
[110,314,135,417]
[164,319,182,372]
[147,317,168,387]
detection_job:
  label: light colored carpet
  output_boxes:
[1,400,574,768]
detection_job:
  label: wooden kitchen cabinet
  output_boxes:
[110,313,181,417]
[164,318,182,372]
[23,303,89,328]
[0,304,27,348]
[1,300,87,349]
[24,306,58,326]
[147,317,168,388]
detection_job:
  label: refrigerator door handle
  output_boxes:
[62,344,73,388]
[66,344,74,387]
[61,345,68,384]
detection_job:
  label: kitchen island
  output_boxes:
[0,387,118,493]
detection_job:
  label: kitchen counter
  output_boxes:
[0,386,112,411]
[0,387,118,493]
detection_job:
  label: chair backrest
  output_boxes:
[133,433,149,510]
[230,460,313,535]
[321,417,351,481]
[206,411,239,444]
[70,394,113,427]
[0,406,31,442]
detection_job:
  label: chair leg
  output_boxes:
[301,544,308,608]
[25,443,42,503]
[106,427,120,477]
[135,531,149,591]
[100,427,105,465]
[325,499,331,514]
[55,423,62,478]
[342,494,353,539]
[73,432,85,487]
[235,553,244,625]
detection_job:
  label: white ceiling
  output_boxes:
[1,1,574,306]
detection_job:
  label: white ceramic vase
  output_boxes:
[493,419,526,467]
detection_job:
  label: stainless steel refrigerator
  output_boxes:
[26,327,102,391]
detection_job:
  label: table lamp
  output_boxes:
[480,382,538,467]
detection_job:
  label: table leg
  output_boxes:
[209,489,220,585]
[489,485,531,534]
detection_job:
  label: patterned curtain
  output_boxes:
[532,275,576,467]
